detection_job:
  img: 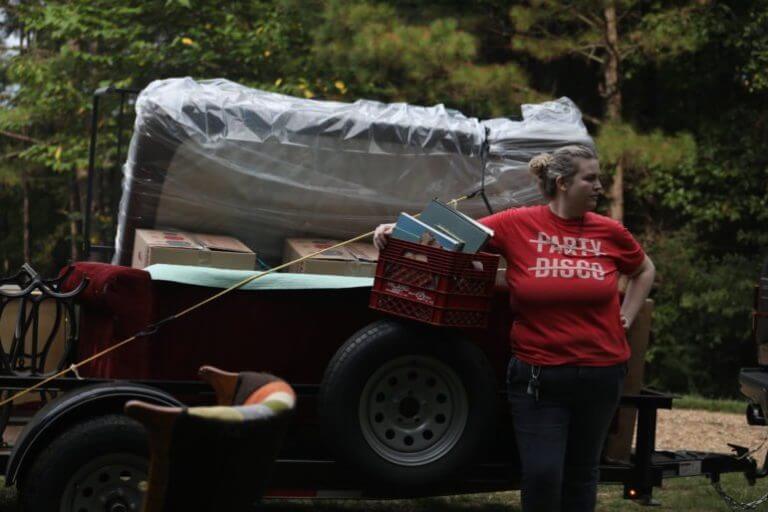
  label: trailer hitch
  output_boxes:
[708,442,768,511]
[727,443,761,484]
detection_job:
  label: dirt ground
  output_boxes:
[655,408,768,460]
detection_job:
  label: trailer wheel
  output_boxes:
[319,319,497,488]
[18,414,148,512]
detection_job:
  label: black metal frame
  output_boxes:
[0,265,86,377]
[83,86,140,260]
[0,265,87,440]
[610,390,757,504]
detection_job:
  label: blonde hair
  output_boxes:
[528,145,598,199]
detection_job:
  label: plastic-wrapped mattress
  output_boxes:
[114,78,593,265]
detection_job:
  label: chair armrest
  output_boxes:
[198,365,239,405]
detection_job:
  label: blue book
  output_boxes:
[418,199,494,253]
[391,213,464,252]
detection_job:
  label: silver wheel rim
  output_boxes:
[359,355,468,466]
[60,453,147,512]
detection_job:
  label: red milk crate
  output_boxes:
[369,238,500,328]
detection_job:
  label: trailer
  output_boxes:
[0,86,765,512]
[0,258,763,511]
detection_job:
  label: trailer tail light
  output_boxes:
[623,484,656,504]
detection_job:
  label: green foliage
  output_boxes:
[646,229,759,398]
[629,5,710,59]
[509,0,709,64]
[311,0,538,116]
[596,121,697,169]
[0,0,315,264]
[728,1,768,93]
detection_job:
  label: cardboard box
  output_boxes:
[283,238,379,277]
[132,229,256,270]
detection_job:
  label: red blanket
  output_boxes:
[61,263,378,382]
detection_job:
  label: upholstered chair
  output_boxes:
[125,366,295,512]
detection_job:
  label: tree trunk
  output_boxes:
[69,170,81,262]
[603,3,624,221]
[1,184,7,274]
[19,25,31,263]
[609,158,624,220]
[22,172,30,263]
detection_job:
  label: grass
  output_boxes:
[673,394,748,415]
[258,476,768,511]
[0,480,17,512]
[2,474,764,511]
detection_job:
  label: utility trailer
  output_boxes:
[0,86,763,511]
[0,260,761,511]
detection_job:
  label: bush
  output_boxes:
[646,229,761,398]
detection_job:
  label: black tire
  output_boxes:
[18,414,148,512]
[318,319,497,488]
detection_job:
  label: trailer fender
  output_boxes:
[5,381,182,485]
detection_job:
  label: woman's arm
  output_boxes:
[620,255,656,329]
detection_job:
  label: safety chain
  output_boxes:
[711,480,768,511]
[708,430,768,511]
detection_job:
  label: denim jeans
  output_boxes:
[507,357,626,512]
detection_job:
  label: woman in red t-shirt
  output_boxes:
[374,145,655,512]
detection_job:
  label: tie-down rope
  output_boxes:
[0,195,473,407]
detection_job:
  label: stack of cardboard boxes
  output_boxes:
[131,229,381,277]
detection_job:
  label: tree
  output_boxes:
[309,0,543,117]
[0,0,315,269]
[507,0,709,221]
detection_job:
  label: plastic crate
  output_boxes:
[369,238,499,328]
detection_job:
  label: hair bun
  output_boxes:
[529,153,554,179]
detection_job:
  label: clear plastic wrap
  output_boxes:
[114,78,593,265]
[481,97,594,207]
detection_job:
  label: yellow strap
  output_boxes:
[0,196,471,407]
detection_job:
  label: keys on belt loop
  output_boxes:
[527,365,541,401]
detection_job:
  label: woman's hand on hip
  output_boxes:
[620,313,630,331]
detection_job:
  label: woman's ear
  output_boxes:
[556,175,567,192]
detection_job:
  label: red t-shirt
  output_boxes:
[480,205,645,367]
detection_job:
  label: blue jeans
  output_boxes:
[507,357,626,512]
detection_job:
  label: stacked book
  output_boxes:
[391,200,494,254]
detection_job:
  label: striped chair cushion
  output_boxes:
[187,374,295,422]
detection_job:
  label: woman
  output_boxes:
[373,145,655,512]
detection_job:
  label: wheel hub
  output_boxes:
[61,453,147,512]
[359,355,468,466]
[398,396,420,418]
